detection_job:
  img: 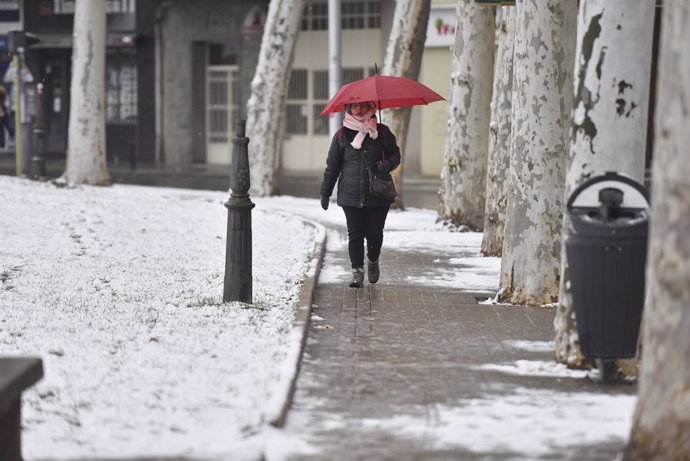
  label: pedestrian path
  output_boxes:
[279,224,636,461]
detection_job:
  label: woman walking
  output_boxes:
[319,101,401,288]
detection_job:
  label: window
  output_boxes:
[286,67,371,137]
[367,0,381,28]
[105,0,135,14]
[313,70,329,100]
[342,1,364,29]
[288,69,308,99]
[52,0,135,14]
[301,0,381,31]
[343,67,364,84]
[313,105,329,135]
[106,60,137,122]
[208,44,238,66]
[312,70,329,135]
[286,69,308,135]
[302,1,328,31]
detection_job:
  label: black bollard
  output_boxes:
[223,120,255,303]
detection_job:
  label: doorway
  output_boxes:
[205,61,238,164]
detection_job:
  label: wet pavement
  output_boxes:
[280,223,637,461]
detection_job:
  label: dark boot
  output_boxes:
[367,259,380,284]
[349,267,364,288]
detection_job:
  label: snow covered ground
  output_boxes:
[0,176,637,460]
[0,177,320,460]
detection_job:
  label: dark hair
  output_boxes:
[345,101,375,114]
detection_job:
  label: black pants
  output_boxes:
[342,206,390,268]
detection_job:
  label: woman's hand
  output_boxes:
[320,195,330,210]
[377,160,392,174]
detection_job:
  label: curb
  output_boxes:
[266,219,327,428]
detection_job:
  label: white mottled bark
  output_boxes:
[498,0,576,305]
[626,2,690,459]
[438,0,494,230]
[481,7,515,256]
[381,0,430,209]
[554,0,654,367]
[64,0,110,186]
[246,0,303,196]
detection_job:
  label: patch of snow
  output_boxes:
[475,360,591,379]
[0,177,318,459]
[358,388,635,457]
[502,340,556,353]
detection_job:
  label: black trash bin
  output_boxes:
[565,171,650,360]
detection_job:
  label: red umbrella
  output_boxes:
[319,74,445,116]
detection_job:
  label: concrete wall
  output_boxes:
[156,0,267,167]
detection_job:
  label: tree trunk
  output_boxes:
[481,7,515,256]
[64,0,110,186]
[246,0,304,197]
[438,1,494,230]
[625,2,690,459]
[498,0,576,305]
[381,0,431,210]
[554,0,655,367]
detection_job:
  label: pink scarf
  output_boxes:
[343,110,378,149]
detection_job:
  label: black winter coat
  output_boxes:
[320,124,401,208]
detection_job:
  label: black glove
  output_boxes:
[377,160,392,174]
[320,195,330,210]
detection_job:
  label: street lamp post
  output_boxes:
[32,83,46,178]
[223,120,255,304]
[11,52,21,176]
[8,31,40,177]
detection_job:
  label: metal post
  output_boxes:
[223,120,255,303]
[328,0,342,136]
[32,83,46,178]
[12,53,22,177]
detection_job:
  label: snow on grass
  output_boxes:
[0,177,319,460]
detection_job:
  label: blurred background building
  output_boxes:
[1,0,456,183]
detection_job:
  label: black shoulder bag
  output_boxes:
[361,149,396,201]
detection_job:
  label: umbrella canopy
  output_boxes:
[319,74,445,116]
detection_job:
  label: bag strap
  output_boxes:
[360,151,372,171]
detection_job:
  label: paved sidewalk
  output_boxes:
[281,224,636,461]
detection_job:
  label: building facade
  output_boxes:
[23,0,140,162]
[154,0,267,168]
[16,0,454,179]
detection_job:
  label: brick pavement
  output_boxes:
[282,225,637,461]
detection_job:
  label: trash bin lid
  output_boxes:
[566,171,650,237]
[568,171,649,212]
